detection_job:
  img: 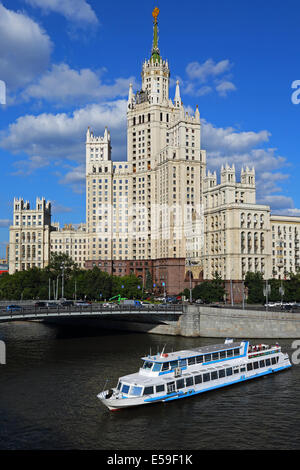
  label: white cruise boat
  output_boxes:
[97,339,291,411]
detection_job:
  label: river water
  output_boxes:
[0,321,299,450]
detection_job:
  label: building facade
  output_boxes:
[9,197,53,274]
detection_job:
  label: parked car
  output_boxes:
[60,300,74,307]
[6,304,22,312]
[74,301,91,307]
[120,299,142,308]
[34,301,47,308]
[141,301,155,309]
[46,302,59,308]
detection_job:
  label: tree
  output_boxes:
[244,272,264,304]
[192,272,225,303]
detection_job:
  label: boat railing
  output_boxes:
[248,345,281,359]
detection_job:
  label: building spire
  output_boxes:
[151,7,160,62]
[174,80,181,107]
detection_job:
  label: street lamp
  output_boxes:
[186,258,193,303]
[60,262,65,300]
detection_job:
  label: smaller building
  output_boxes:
[270,214,300,279]
[50,223,87,269]
[202,165,271,302]
[9,197,53,274]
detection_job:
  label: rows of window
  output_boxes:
[142,348,241,372]
[247,356,279,371]
[117,356,279,397]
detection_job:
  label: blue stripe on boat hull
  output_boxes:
[144,364,291,404]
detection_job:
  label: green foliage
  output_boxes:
[192,272,225,303]
[0,254,143,301]
[244,271,264,304]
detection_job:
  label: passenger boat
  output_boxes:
[97,339,291,411]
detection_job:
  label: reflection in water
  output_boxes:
[0,321,299,450]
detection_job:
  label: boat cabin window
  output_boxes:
[234,348,240,356]
[179,358,187,367]
[152,363,162,372]
[117,381,122,390]
[266,359,271,366]
[194,374,202,384]
[156,384,165,393]
[227,349,233,357]
[260,360,265,368]
[188,357,196,365]
[196,355,203,363]
[253,361,259,369]
[218,369,225,378]
[143,386,154,395]
[211,371,218,380]
[162,361,170,371]
[247,363,253,371]
[143,361,153,370]
[204,354,211,362]
[226,367,233,376]
[170,360,178,370]
[121,384,130,394]
[130,386,143,396]
[186,377,194,387]
[176,378,185,389]
[220,351,226,359]
[212,352,219,360]
[203,373,210,382]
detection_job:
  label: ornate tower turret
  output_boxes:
[141,7,170,105]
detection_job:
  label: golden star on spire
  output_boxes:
[152,7,160,23]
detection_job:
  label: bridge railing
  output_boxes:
[0,303,184,319]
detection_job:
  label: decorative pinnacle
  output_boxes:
[152,6,159,24]
[151,7,160,62]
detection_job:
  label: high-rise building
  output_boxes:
[84,7,205,293]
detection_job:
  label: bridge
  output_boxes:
[0,303,183,322]
[1,303,300,338]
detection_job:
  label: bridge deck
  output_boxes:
[0,304,183,322]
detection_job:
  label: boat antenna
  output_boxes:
[102,378,108,392]
[161,343,167,356]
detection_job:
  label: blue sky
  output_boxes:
[0,0,300,257]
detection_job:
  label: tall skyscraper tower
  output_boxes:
[84,7,207,289]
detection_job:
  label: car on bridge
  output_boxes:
[34,301,47,308]
[6,304,22,312]
[74,300,91,307]
[60,300,74,307]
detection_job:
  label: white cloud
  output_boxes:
[201,120,270,155]
[0,100,127,183]
[0,3,52,91]
[59,164,86,193]
[186,59,232,83]
[0,219,12,228]
[215,80,237,97]
[24,0,98,26]
[183,59,236,98]
[22,63,137,104]
[11,155,50,176]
